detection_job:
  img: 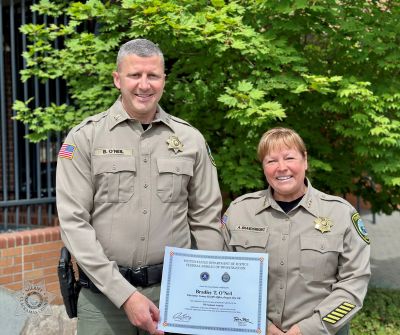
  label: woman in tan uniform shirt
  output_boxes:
[221,127,370,335]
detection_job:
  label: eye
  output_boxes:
[265,159,277,165]
[148,74,162,80]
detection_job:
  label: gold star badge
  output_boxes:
[167,135,183,154]
[314,217,333,233]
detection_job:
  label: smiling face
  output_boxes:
[112,54,165,123]
[262,145,308,202]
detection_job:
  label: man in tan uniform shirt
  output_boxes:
[221,179,370,335]
[56,39,223,335]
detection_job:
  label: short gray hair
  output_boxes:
[116,39,164,69]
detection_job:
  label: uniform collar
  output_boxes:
[107,96,174,132]
[152,105,175,132]
[298,179,319,218]
[255,188,280,214]
[108,97,130,130]
[255,178,319,216]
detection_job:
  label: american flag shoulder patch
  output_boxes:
[59,143,76,160]
[221,214,228,225]
[323,302,356,325]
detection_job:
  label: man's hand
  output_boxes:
[286,324,302,335]
[267,322,285,335]
[123,291,164,335]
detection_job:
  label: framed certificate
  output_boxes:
[158,247,268,335]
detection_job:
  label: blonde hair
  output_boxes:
[257,127,306,162]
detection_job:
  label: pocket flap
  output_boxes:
[229,231,269,249]
[93,157,136,175]
[157,159,194,176]
[300,235,343,253]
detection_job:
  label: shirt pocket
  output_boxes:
[300,235,343,282]
[228,230,269,252]
[93,157,136,203]
[156,158,194,203]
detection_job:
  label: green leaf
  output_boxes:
[237,81,253,92]
[211,0,225,8]
[15,0,400,213]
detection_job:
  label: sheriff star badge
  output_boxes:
[166,135,183,154]
[314,217,333,233]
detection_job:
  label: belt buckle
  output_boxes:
[131,265,149,286]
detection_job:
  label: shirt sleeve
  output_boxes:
[186,135,224,251]
[298,209,371,335]
[56,126,136,308]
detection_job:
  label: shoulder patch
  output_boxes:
[205,141,216,167]
[351,212,370,244]
[221,213,228,225]
[58,143,76,160]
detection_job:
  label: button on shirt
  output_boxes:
[221,180,370,335]
[56,98,223,308]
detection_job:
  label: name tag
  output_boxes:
[94,148,133,156]
[236,226,266,232]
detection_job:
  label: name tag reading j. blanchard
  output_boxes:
[158,247,268,335]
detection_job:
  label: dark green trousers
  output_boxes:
[77,285,167,335]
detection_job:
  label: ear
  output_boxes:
[304,151,308,170]
[112,71,121,89]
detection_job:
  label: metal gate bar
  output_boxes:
[1,0,63,231]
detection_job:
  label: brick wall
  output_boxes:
[0,227,64,304]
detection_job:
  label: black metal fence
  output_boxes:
[0,0,67,231]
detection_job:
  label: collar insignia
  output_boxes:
[167,135,183,154]
[314,217,333,233]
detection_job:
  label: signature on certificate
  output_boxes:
[234,316,253,325]
[173,312,192,322]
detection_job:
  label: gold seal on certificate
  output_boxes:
[158,247,268,335]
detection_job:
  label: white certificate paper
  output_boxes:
[158,247,268,335]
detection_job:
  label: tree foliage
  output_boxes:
[350,288,400,335]
[14,0,400,213]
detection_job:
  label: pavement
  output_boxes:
[0,287,76,335]
[362,210,400,289]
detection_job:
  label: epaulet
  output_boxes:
[169,115,193,128]
[232,190,265,205]
[72,111,108,133]
[318,190,352,208]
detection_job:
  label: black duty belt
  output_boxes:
[78,264,163,294]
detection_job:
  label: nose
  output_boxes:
[277,159,287,170]
[138,75,150,90]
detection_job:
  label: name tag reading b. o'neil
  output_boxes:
[94,148,133,156]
